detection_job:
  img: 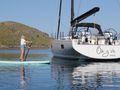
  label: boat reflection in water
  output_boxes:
[51,57,120,90]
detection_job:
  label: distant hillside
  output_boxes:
[0,21,51,49]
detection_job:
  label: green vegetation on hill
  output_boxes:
[0,21,51,49]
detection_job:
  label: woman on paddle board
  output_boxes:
[20,35,31,61]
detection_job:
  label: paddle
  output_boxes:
[24,41,32,61]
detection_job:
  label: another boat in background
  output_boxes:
[51,0,81,59]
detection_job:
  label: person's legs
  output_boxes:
[20,45,25,61]
[21,50,25,61]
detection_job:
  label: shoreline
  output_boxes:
[0,47,50,50]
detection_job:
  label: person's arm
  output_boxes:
[26,41,32,48]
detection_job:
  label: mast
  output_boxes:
[70,0,75,37]
[57,0,62,39]
[71,0,74,23]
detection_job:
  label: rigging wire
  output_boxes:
[93,14,96,29]
[77,0,81,17]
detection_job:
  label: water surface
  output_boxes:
[0,49,120,90]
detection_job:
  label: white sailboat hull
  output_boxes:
[51,39,120,60]
[72,39,120,60]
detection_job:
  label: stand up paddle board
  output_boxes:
[0,60,50,64]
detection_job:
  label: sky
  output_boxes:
[0,0,120,36]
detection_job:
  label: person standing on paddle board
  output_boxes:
[20,35,30,61]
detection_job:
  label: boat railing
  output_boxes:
[74,31,120,45]
[51,32,71,40]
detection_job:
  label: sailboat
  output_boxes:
[51,0,120,60]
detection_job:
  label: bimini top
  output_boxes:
[75,22,103,36]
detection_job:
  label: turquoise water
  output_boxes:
[0,49,120,90]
